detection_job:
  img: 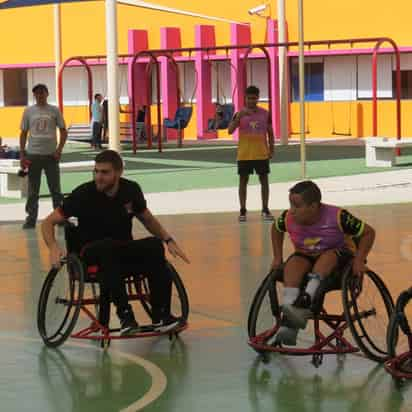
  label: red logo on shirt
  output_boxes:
[124,202,133,214]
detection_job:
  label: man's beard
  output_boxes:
[96,180,116,193]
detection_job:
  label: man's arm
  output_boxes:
[41,209,67,267]
[19,130,28,168]
[227,112,240,135]
[339,209,375,276]
[267,122,274,158]
[55,128,67,160]
[271,223,285,269]
[138,208,190,263]
[353,223,375,275]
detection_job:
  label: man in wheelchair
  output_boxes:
[271,180,375,346]
[41,150,189,336]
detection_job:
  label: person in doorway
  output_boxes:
[228,85,274,222]
[19,83,67,229]
[101,97,108,143]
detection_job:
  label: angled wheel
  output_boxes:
[248,270,282,344]
[387,288,412,369]
[134,261,189,325]
[342,268,394,362]
[167,262,189,324]
[37,254,85,347]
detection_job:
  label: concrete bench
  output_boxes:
[0,159,95,199]
[365,137,412,167]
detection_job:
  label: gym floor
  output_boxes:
[1,204,412,411]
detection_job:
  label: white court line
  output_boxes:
[0,336,167,412]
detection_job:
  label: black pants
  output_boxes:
[25,154,62,223]
[82,237,172,323]
[92,122,102,147]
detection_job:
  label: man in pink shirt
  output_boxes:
[228,85,274,222]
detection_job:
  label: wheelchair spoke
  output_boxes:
[343,269,393,362]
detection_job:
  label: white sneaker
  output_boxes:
[272,326,298,346]
[282,304,311,330]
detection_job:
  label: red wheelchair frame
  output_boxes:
[37,223,189,348]
[248,263,394,367]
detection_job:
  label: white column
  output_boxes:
[106,0,120,152]
[297,0,306,178]
[276,0,289,145]
[54,4,62,106]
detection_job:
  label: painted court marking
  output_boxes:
[0,335,167,412]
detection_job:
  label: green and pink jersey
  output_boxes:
[274,204,365,255]
[237,107,270,161]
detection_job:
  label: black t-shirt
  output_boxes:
[59,178,147,248]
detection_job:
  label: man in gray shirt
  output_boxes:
[20,83,67,229]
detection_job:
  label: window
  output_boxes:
[178,62,196,104]
[290,60,324,101]
[392,70,412,99]
[3,69,28,106]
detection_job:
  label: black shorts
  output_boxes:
[237,159,270,176]
[288,248,354,272]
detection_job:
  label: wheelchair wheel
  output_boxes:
[37,254,85,347]
[342,268,394,362]
[248,270,282,342]
[134,261,189,325]
[387,289,412,360]
[167,262,189,324]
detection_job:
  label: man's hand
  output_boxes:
[269,144,274,158]
[352,255,367,277]
[50,243,66,268]
[166,240,190,264]
[237,109,251,119]
[20,152,26,169]
[271,257,283,271]
[54,148,62,161]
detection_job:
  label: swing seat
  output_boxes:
[207,104,234,131]
[164,106,193,130]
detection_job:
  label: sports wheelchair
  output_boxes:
[37,222,189,348]
[248,260,394,367]
[385,287,412,381]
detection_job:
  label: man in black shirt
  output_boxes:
[41,150,189,335]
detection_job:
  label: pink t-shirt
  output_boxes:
[285,204,346,254]
[237,107,270,161]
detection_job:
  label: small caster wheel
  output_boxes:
[312,354,323,368]
[101,339,111,349]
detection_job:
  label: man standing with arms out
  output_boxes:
[228,85,274,222]
[91,93,103,149]
[20,83,67,229]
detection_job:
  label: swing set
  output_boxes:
[57,36,402,153]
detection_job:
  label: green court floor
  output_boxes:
[1,204,412,411]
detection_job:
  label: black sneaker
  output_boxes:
[239,208,247,222]
[119,307,140,336]
[261,209,274,221]
[22,220,36,229]
[152,315,181,333]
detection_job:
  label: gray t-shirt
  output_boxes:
[21,104,66,155]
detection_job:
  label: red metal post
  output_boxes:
[58,57,93,120]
